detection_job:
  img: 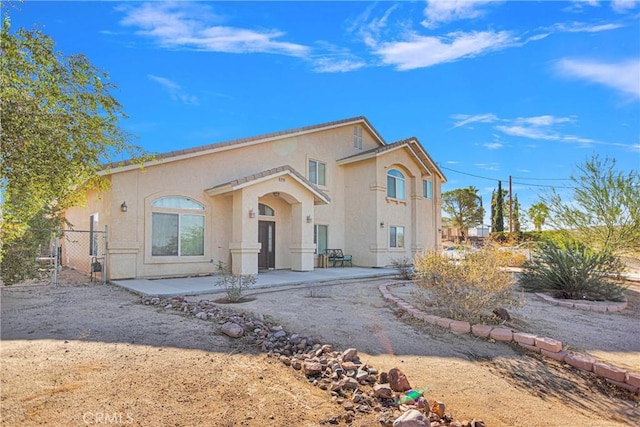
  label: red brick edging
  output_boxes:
[379,283,640,394]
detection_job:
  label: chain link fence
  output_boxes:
[1,227,107,287]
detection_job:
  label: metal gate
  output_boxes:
[53,226,108,287]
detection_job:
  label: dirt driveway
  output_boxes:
[1,271,639,426]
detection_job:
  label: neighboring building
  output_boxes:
[64,116,446,280]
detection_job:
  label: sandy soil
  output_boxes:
[1,269,639,426]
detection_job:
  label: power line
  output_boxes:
[440,166,577,189]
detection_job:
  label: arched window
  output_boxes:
[151,197,204,257]
[387,169,405,200]
[258,203,275,216]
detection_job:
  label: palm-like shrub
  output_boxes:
[519,241,626,301]
[413,248,520,323]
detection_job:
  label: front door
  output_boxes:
[258,220,275,270]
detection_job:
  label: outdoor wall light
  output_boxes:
[249,209,256,218]
[120,201,128,212]
[307,215,313,223]
[273,192,281,197]
[380,221,385,228]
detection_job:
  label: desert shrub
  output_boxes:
[413,248,520,323]
[495,250,528,267]
[214,262,257,302]
[519,241,626,301]
[391,256,414,280]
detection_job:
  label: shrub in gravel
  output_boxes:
[214,262,256,302]
[413,248,521,323]
[519,241,626,301]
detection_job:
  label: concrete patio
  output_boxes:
[111,267,398,297]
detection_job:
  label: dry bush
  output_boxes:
[413,248,521,323]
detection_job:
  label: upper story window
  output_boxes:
[423,179,433,199]
[259,203,275,216]
[151,197,204,257]
[353,126,363,149]
[387,169,405,200]
[309,159,326,186]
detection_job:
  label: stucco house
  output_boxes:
[64,116,446,280]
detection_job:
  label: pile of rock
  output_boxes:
[141,295,485,426]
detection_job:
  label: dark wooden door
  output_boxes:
[258,221,275,269]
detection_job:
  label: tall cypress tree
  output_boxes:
[513,194,521,232]
[490,190,496,231]
[495,181,504,232]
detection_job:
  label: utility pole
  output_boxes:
[509,175,513,234]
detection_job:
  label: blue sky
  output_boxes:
[9,1,640,228]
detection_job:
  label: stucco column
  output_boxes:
[289,202,315,271]
[230,189,260,275]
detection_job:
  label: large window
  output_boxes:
[390,226,405,248]
[387,169,405,200]
[309,159,326,186]
[314,224,328,255]
[423,179,433,199]
[151,197,205,257]
[353,126,363,149]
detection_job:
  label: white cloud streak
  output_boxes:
[374,30,513,71]
[555,58,640,99]
[119,2,309,57]
[148,74,199,105]
[421,0,500,29]
[451,113,499,129]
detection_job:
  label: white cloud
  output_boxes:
[421,0,499,29]
[148,75,199,105]
[375,30,513,71]
[119,2,309,57]
[551,21,625,33]
[514,115,574,126]
[612,0,639,13]
[474,162,500,171]
[555,58,640,99]
[451,113,499,129]
[311,58,366,73]
[483,142,504,150]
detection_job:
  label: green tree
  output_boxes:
[544,156,640,255]
[442,186,484,242]
[491,181,505,232]
[1,17,145,252]
[528,202,549,232]
[512,194,521,232]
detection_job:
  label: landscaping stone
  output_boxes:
[593,362,626,382]
[518,342,540,353]
[436,317,453,328]
[341,348,358,362]
[304,360,323,376]
[626,372,640,388]
[471,324,492,338]
[513,332,536,346]
[541,349,568,362]
[605,378,639,393]
[220,322,244,338]
[565,354,595,372]
[373,383,393,399]
[393,409,431,427]
[489,328,512,341]
[535,337,562,352]
[449,320,471,334]
[389,368,412,392]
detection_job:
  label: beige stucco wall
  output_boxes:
[66,120,443,279]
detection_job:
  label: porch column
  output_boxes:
[289,202,315,271]
[230,189,260,275]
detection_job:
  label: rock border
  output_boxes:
[379,283,640,395]
[534,292,628,312]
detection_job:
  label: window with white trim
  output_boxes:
[423,179,433,199]
[151,197,205,257]
[390,226,405,248]
[309,159,326,186]
[314,224,328,255]
[387,169,405,200]
[353,126,363,149]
